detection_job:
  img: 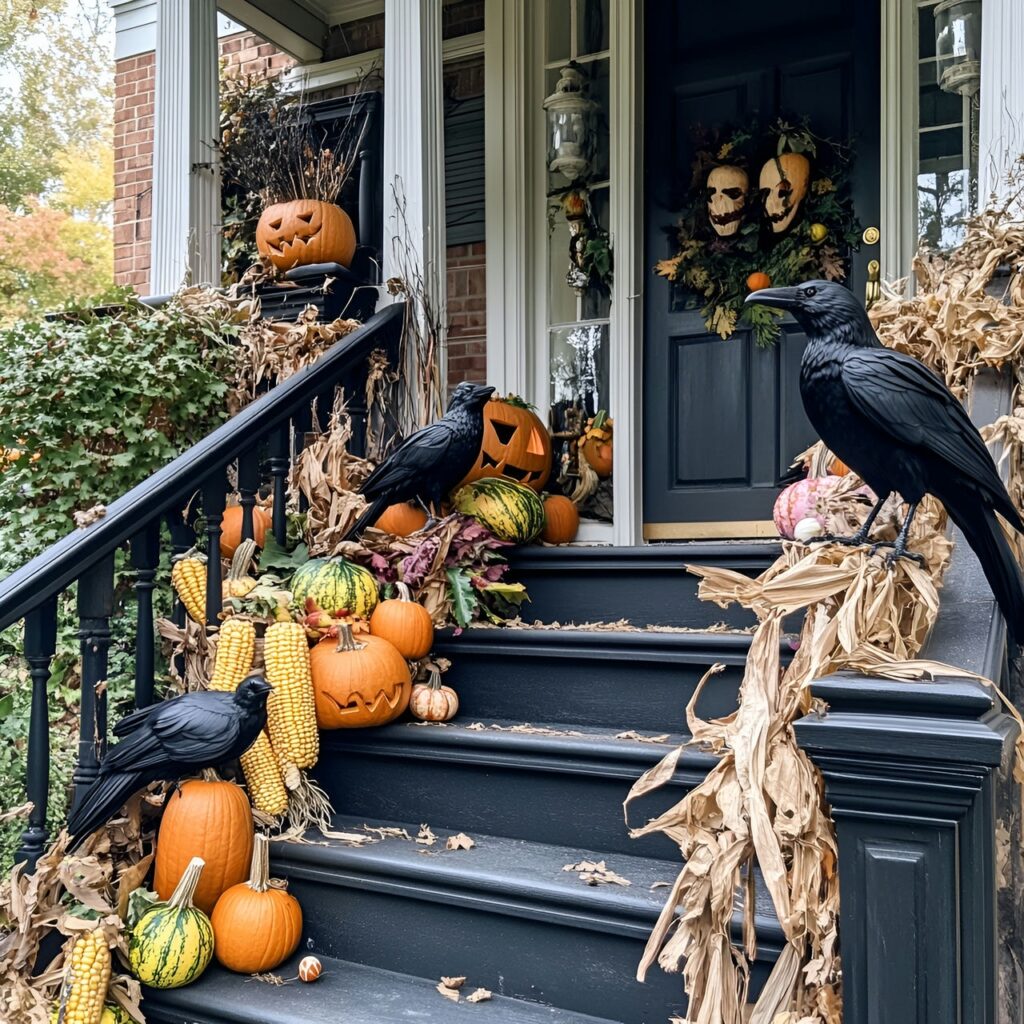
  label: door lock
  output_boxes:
[865,259,881,309]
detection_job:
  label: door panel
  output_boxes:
[642,0,881,536]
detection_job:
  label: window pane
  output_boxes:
[550,323,609,417]
[547,1,571,63]
[548,212,580,325]
[918,2,938,60]
[920,126,964,167]
[918,168,968,250]
[919,82,963,129]
[577,0,609,55]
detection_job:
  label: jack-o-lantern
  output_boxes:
[256,200,357,271]
[706,165,749,237]
[457,396,552,492]
[310,623,412,728]
[759,153,811,234]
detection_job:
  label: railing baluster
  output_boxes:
[238,449,260,543]
[130,520,160,709]
[268,426,289,547]
[293,408,312,514]
[202,472,227,626]
[73,554,115,798]
[15,596,58,871]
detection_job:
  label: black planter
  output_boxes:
[256,261,380,324]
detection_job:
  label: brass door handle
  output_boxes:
[865,259,881,309]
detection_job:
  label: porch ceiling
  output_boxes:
[217,0,382,61]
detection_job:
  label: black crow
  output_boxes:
[746,280,1024,642]
[66,675,272,849]
[344,381,496,539]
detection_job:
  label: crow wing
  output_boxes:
[101,691,245,775]
[360,419,463,499]
[112,700,162,737]
[840,348,1024,530]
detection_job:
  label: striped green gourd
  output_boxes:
[129,856,214,989]
[452,478,545,544]
[290,557,379,618]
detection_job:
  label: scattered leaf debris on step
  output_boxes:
[465,721,583,737]
[650,881,672,890]
[616,730,671,743]
[436,982,462,1003]
[361,824,413,841]
[467,988,492,1003]
[441,976,467,989]
[446,833,476,851]
[416,824,438,846]
[563,859,631,887]
[249,972,288,985]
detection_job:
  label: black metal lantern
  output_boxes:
[934,0,982,97]
[542,62,597,183]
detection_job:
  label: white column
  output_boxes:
[484,0,529,396]
[382,0,446,322]
[151,0,220,294]
[979,0,1024,207]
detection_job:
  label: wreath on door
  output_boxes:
[654,119,861,346]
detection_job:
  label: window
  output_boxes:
[916,0,979,250]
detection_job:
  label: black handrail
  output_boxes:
[0,302,404,633]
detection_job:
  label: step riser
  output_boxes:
[316,747,699,858]
[436,644,744,731]
[285,871,689,1023]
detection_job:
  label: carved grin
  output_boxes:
[325,682,407,717]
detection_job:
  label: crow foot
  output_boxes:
[812,531,873,548]
[878,543,925,569]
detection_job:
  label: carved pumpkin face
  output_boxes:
[706,165,749,237]
[759,153,811,234]
[310,629,412,729]
[255,200,357,271]
[457,398,552,492]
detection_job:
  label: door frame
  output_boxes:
[484,0,914,546]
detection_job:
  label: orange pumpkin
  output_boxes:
[211,834,302,974]
[220,505,272,558]
[369,582,434,660]
[409,665,459,722]
[746,272,772,292]
[256,200,357,271]
[580,436,612,478]
[310,623,412,728]
[374,502,428,537]
[541,495,580,544]
[830,457,851,477]
[154,779,254,915]
[457,396,552,492]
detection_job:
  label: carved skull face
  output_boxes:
[759,153,811,234]
[706,165,749,237]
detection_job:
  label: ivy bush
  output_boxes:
[0,293,240,869]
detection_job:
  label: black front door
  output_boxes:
[642,0,881,538]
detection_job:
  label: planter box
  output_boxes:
[256,262,379,324]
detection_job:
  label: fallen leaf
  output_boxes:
[467,988,492,1003]
[563,860,631,887]
[446,833,475,851]
[616,730,671,744]
[441,976,466,989]
[436,982,461,1002]
[417,824,438,846]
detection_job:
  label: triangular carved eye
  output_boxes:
[492,421,517,445]
[270,218,283,230]
[298,211,314,223]
[527,428,546,456]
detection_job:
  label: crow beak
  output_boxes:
[253,679,273,696]
[744,286,801,311]
[471,384,496,402]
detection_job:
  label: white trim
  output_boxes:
[484,0,531,396]
[110,0,156,59]
[608,0,644,546]
[313,0,382,22]
[217,0,324,60]
[281,31,483,93]
[979,0,1024,206]
[880,0,919,285]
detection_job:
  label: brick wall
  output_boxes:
[447,241,486,387]
[113,52,155,290]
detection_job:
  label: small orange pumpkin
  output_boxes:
[830,457,851,477]
[409,663,459,722]
[369,582,434,660]
[746,271,772,292]
[457,396,552,492]
[374,502,428,537]
[541,495,580,544]
[256,199,357,271]
[154,779,254,915]
[220,505,272,558]
[211,834,302,974]
[310,623,412,728]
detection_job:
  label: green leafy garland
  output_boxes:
[655,120,861,346]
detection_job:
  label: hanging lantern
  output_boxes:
[542,62,597,183]
[934,0,982,98]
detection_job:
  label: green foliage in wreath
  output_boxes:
[654,119,861,346]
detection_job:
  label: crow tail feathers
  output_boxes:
[66,770,144,852]
[948,497,1024,645]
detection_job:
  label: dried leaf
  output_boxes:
[440,976,466,989]
[563,860,631,887]
[466,988,492,1003]
[416,824,437,846]
[445,833,475,851]
[436,982,461,1002]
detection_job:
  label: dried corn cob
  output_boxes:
[263,621,319,785]
[63,928,111,1024]
[171,551,208,624]
[208,619,287,815]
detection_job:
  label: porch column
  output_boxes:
[382,0,446,366]
[979,0,1024,206]
[151,0,220,294]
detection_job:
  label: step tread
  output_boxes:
[274,815,683,926]
[142,953,617,1024]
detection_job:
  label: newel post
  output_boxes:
[795,674,1016,1024]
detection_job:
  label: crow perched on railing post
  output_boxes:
[66,675,272,849]
[344,381,495,539]
[746,280,1024,642]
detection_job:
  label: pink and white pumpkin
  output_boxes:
[773,475,844,540]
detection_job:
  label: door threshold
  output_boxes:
[644,520,779,540]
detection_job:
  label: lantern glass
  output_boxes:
[934,0,982,96]
[543,63,597,182]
